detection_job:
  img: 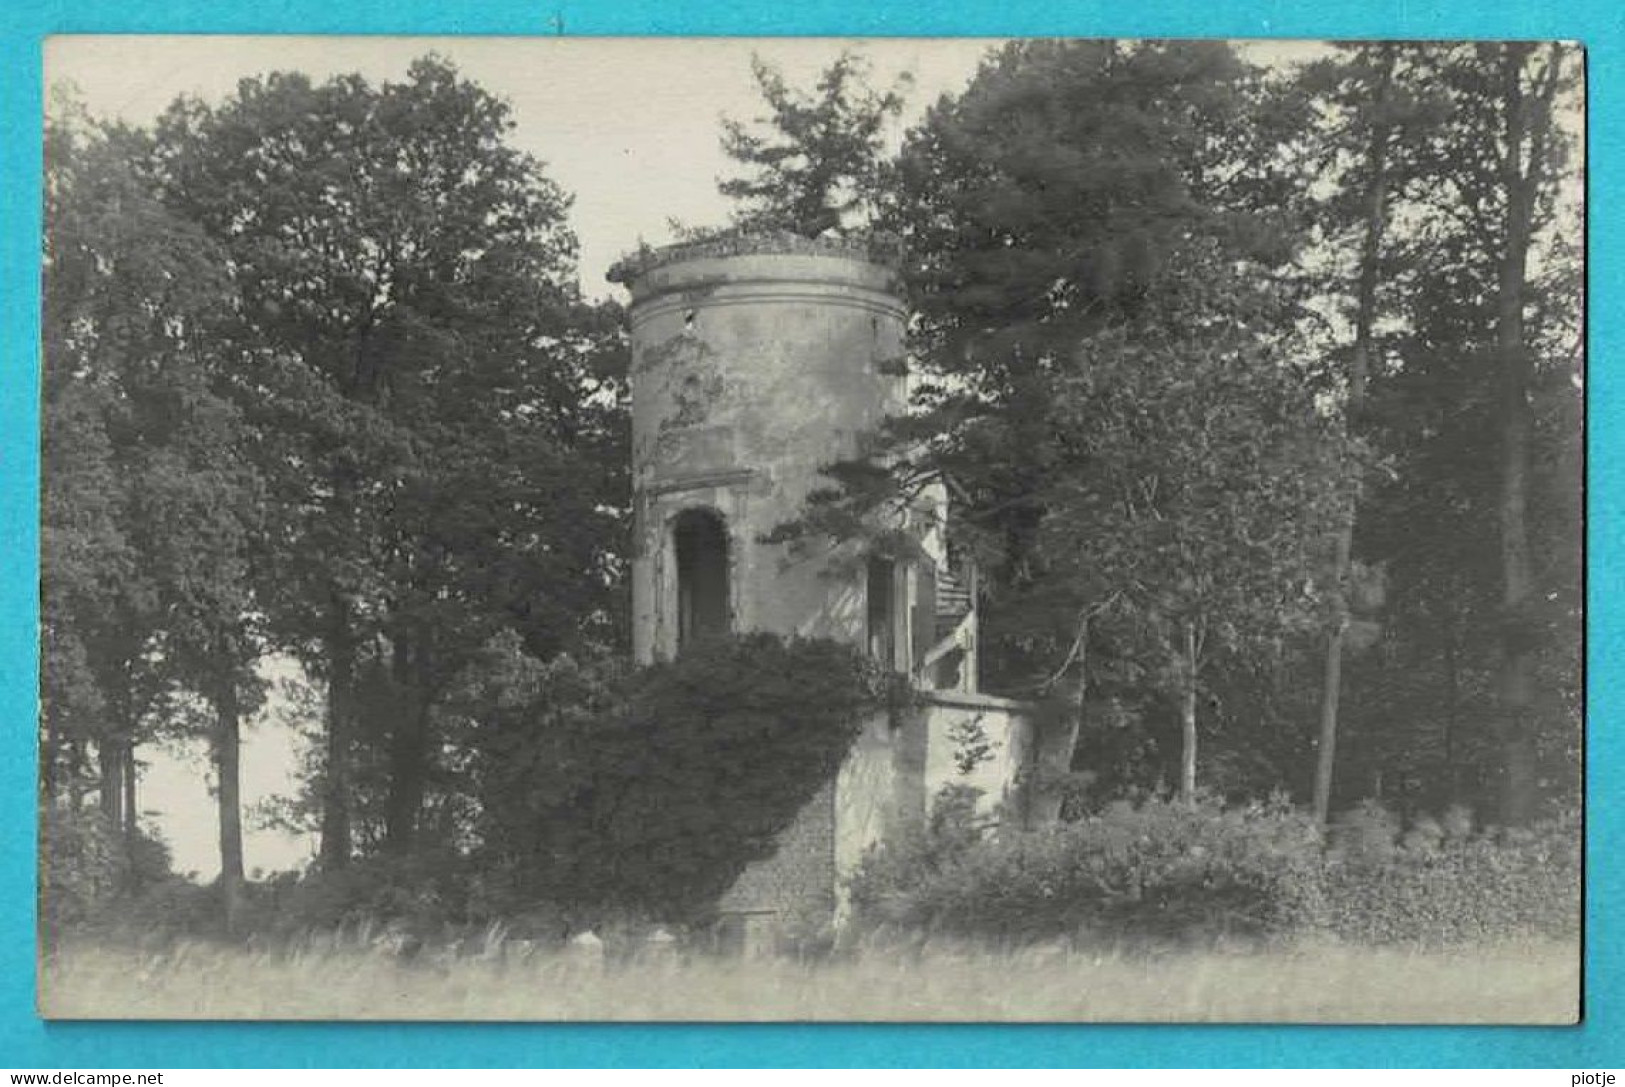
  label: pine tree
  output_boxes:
[718,52,908,238]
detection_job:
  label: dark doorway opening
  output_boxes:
[867,556,896,667]
[675,508,730,649]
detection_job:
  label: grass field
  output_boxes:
[38,936,1580,1023]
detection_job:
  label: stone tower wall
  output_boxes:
[613,237,1032,940]
[618,243,908,663]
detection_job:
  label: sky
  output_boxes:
[42,35,1353,878]
[47,37,1007,304]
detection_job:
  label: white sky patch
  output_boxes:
[46,36,1005,302]
[136,657,317,879]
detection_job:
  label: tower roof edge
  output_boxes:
[607,229,903,288]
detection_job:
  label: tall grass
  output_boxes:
[39,935,1579,1023]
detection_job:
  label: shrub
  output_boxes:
[251,849,484,937]
[467,632,889,921]
[851,794,1325,946]
[847,784,990,931]
[1327,798,1402,863]
[1321,806,1580,946]
[40,805,174,939]
[852,791,1580,951]
[94,877,221,944]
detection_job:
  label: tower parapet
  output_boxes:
[606,228,903,288]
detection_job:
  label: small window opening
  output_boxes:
[867,556,896,667]
[675,508,730,649]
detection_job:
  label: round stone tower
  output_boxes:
[609,234,909,665]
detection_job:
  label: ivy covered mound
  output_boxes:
[465,632,891,922]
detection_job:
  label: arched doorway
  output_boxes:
[674,507,730,649]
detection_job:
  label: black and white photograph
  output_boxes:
[37,36,1584,1022]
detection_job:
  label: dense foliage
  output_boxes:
[41,100,268,924]
[148,58,629,864]
[1321,803,1581,946]
[39,806,175,939]
[763,42,1361,811]
[1329,45,1582,824]
[453,633,888,921]
[852,793,1326,945]
[734,40,1581,825]
[850,792,1578,948]
[42,60,628,918]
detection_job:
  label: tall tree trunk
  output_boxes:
[1443,632,1462,806]
[121,742,139,871]
[1025,615,1088,828]
[1493,43,1560,826]
[97,737,123,829]
[214,679,245,933]
[1179,621,1198,805]
[383,633,430,853]
[1312,631,1345,820]
[319,616,356,869]
[1314,44,1396,825]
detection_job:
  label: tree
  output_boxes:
[43,101,265,921]
[890,41,1307,368]
[43,107,165,829]
[759,43,1355,813]
[130,385,265,928]
[1029,318,1354,806]
[740,39,1580,823]
[880,41,1345,808]
[1316,42,1580,823]
[718,52,908,238]
[1484,43,1568,826]
[150,57,628,860]
[1295,43,1420,824]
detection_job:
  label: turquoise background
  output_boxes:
[1,0,1616,1067]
